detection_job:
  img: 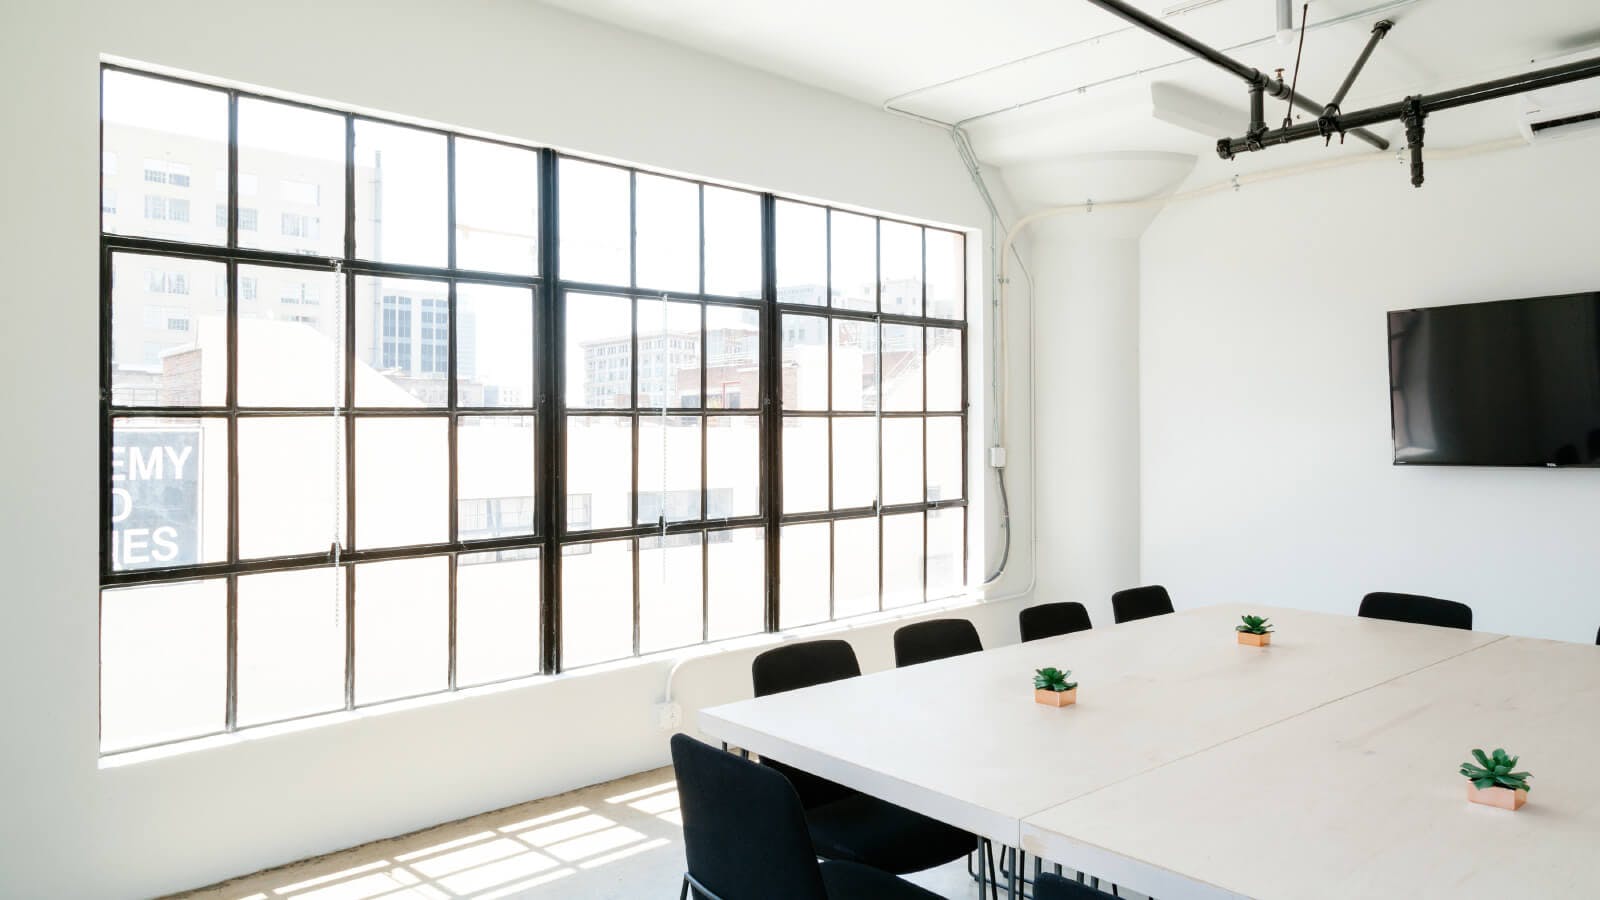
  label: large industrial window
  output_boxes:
[98,65,968,754]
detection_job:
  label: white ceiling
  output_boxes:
[541,0,1600,166]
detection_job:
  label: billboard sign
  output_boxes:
[111,426,203,570]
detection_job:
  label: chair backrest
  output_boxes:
[1035,872,1113,900]
[894,618,983,667]
[1358,592,1472,630]
[1111,585,1174,624]
[671,734,829,900]
[1019,602,1093,643]
[750,640,862,809]
[752,639,861,697]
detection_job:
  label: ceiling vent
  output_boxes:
[1517,50,1600,143]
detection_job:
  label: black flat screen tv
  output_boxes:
[1388,292,1600,467]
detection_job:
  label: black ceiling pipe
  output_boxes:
[1218,52,1600,157]
[1082,0,1391,151]
[1327,19,1393,115]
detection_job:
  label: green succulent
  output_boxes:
[1034,667,1077,692]
[1460,748,1532,793]
[1235,615,1274,635]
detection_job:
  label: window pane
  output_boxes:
[236,568,345,726]
[707,527,763,641]
[781,314,828,411]
[926,229,965,320]
[831,417,877,510]
[778,522,829,630]
[566,416,632,530]
[566,292,632,409]
[238,98,344,256]
[238,264,342,407]
[354,120,446,266]
[831,319,877,412]
[706,416,759,519]
[927,327,962,412]
[100,579,226,751]
[458,416,535,540]
[636,173,699,293]
[880,221,923,317]
[704,186,760,298]
[355,417,448,548]
[239,417,341,559]
[829,211,875,311]
[559,158,629,286]
[883,512,924,609]
[637,299,701,408]
[639,533,704,654]
[881,418,923,507]
[639,416,701,525]
[102,70,227,245]
[355,556,448,704]
[781,417,827,514]
[775,200,826,305]
[458,283,534,408]
[111,418,227,571]
[457,548,540,686]
[705,305,759,410]
[354,275,450,407]
[928,508,965,600]
[882,324,923,412]
[561,539,633,667]
[833,517,879,620]
[111,253,226,407]
[927,416,964,502]
[455,139,538,275]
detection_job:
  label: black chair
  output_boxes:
[751,641,861,809]
[893,618,983,667]
[1019,602,1093,642]
[1035,872,1117,900]
[1358,592,1472,630]
[1111,585,1174,624]
[748,640,982,879]
[670,734,942,900]
[1594,626,1598,646]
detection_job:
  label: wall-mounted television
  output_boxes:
[1388,292,1600,467]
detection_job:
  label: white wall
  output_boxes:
[1141,138,1600,640]
[0,1,1032,896]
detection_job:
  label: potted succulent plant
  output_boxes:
[1034,667,1078,707]
[1460,748,1532,810]
[1236,614,1273,646]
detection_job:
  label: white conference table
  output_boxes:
[698,604,1595,898]
[1020,633,1600,899]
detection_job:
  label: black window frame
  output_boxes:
[97,63,968,754]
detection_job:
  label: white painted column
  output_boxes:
[993,151,1193,628]
[1029,223,1144,628]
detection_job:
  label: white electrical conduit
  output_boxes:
[983,135,1527,599]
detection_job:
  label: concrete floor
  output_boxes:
[166,766,1020,900]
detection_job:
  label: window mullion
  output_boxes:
[760,194,781,634]
[540,150,563,675]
